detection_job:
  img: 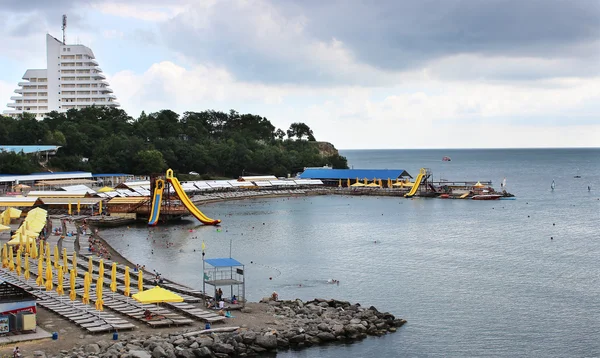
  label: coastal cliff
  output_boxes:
[313,141,340,157]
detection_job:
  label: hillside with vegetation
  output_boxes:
[0,107,348,177]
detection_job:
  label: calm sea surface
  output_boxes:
[103,148,600,357]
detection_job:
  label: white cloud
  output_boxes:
[102,29,123,39]
[107,60,600,149]
[92,2,185,21]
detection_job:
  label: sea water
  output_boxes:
[102,148,600,357]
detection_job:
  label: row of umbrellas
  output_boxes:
[338,177,415,188]
[4,248,183,306]
[2,244,146,311]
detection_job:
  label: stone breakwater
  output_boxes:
[33,299,405,358]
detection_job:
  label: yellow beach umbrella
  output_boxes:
[97,186,115,193]
[24,253,30,281]
[132,286,183,304]
[110,262,117,293]
[45,242,50,261]
[68,202,72,215]
[36,257,44,287]
[1,244,7,268]
[346,178,350,187]
[38,241,44,261]
[356,177,359,184]
[99,200,103,215]
[31,239,38,259]
[16,249,22,276]
[338,179,342,187]
[98,259,105,278]
[124,266,131,297]
[56,266,64,296]
[82,272,90,305]
[77,200,81,214]
[363,178,367,185]
[138,270,144,292]
[0,224,10,232]
[95,276,104,311]
[53,245,60,269]
[8,246,14,271]
[45,259,54,291]
[19,233,24,251]
[62,248,68,271]
[69,269,77,301]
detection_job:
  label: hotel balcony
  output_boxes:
[93,73,106,79]
[10,96,23,101]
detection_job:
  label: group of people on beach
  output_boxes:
[87,236,111,260]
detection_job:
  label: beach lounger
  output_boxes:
[86,325,114,333]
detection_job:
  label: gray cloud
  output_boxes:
[161,0,600,84]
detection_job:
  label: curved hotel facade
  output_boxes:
[4,34,119,118]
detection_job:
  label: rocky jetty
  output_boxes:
[33,299,405,357]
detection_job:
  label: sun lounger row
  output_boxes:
[165,302,226,323]
[75,287,194,328]
[1,268,136,333]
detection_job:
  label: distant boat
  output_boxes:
[551,180,555,190]
[574,168,581,178]
[442,156,451,161]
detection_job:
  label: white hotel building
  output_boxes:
[4,34,119,118]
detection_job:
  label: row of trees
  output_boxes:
[0,107,348,177]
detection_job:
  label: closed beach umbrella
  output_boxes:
[124,266,131,297]
[69,269,77,301]
[138,270,144,292]
[338,179,342,187]
[38,241,44,261]
[82,272,91,305]
[45,242,50,262]
[99,259,105,278]
[19,233,24,251]
[16,249,21,276]
[62,248,68,271]
[95,276,104,311]
[53,245,59,269]
[77,200,81,214]
[45,259,54,291]
[56,266,64,296]
[110,262,117,293]
[363,178,367,185]
[347,178,350,187]
[31,240,38,259]
[36,257,44,287]
[1,244,8,268]
[24,253,30,281]
[8,246,14,271]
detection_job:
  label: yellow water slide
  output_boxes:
[148,179,164,226]
[404,168,427,198]
[165,169,221,225]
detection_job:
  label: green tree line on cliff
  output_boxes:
[0,107,348,177]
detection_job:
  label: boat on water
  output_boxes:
[442,156,451,161]
[472,194,502,200]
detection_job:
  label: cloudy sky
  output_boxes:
[1,0,599,149]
